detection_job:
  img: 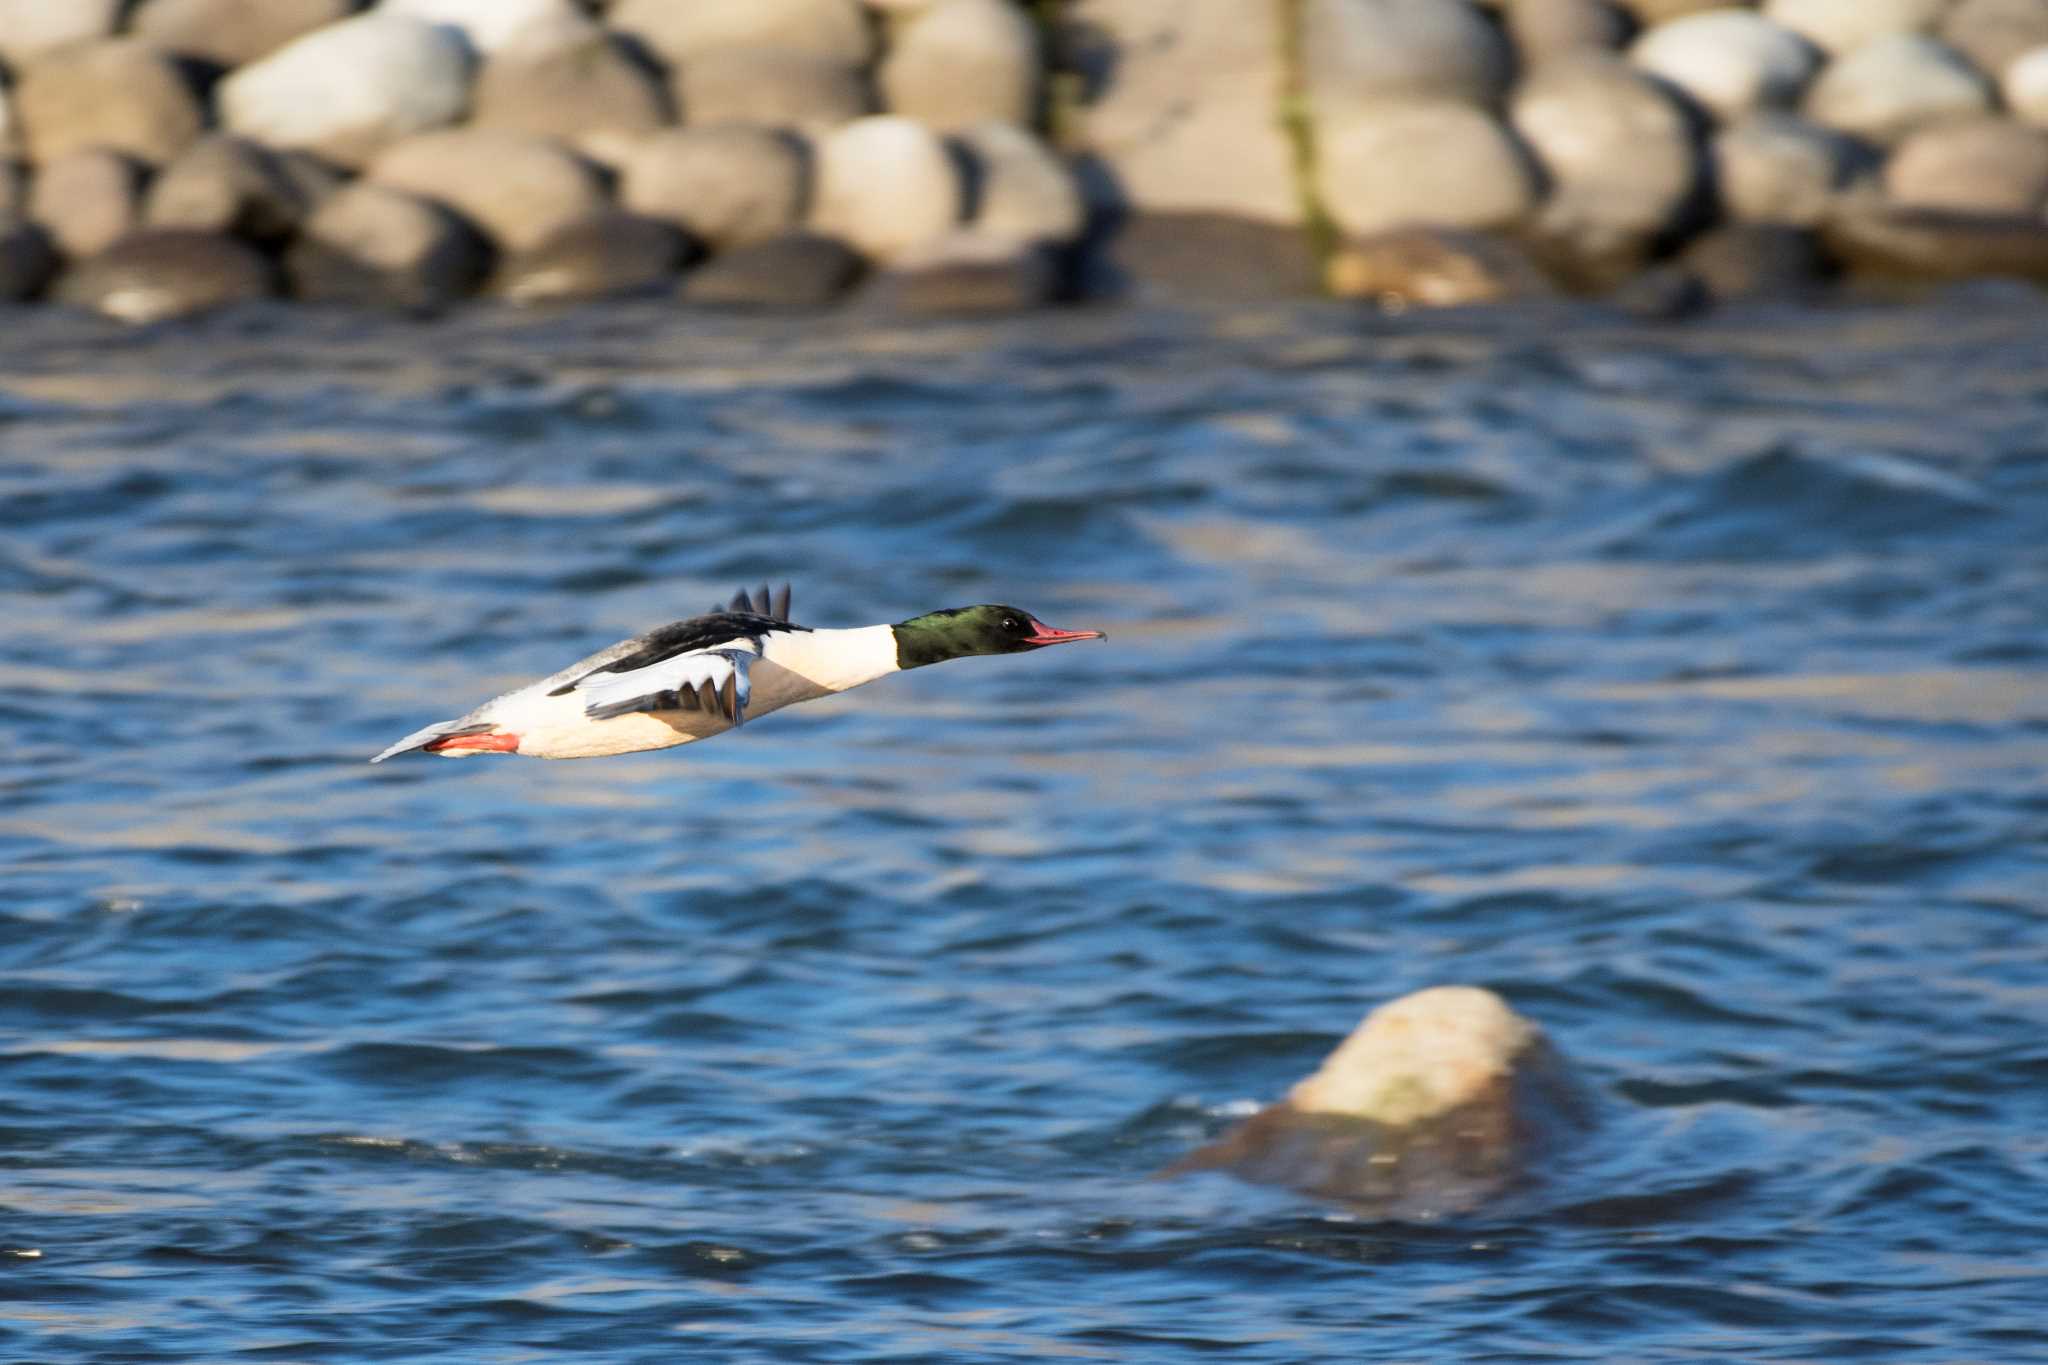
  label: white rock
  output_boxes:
[1305,0,1514,115]
[1885,116,2048,214]
[955,121,1085,245]
[367,129,608,251]
[379,0,588,54]
[1631,11,1821,122]
[620,126,808,249]
[2004,45,2048,125]
[1289,987,1537,1121]
[610,0,875,66]
[218,15,473,169]
[0,0,122,67]
[1803,35,1993,146]
[1511,54,1704,235]
[1714,113,1870,226]
[879,0,1040,130]
[810,114,963,260]
[1317,100,1537,235]
[1763,0,1950,56]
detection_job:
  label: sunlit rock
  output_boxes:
[1803,35,1994,147]
[880,0,1040,130]
[1764,0,1949,56]
[1318,100,1539,236]
[1714,113,1873,227]
[1326,226,1557,308]
[1940,0,2048,77]
[367,130,609,253]
[1886,116,2048,216]
[469,20,672,168]
[490,211,697,305]
[1630,11,1821,123]
[144,136,309,246]
[12,38,205,167]
[129,0,356,68]
[28,148,147,259]
[1304,0,1514,115]
[287,181,490,312]
[810,115,963,260]
[0,0,123,68]
[954,121,1087,247]
[610,0,876,67]
[1507,0,1636,68]
[681,231,866,310]
[674,47,873,132]
[622,126,809,251]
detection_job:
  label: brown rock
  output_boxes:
[674,47,872,131]
[367,130,609,252]
[288,181,490,311]
[1824,203,2048,283]
[13,38,205,167]
[1940,0,2048,77]
[0,160,26,219]
[610,0,875,67]
[1305,0,1515,114]
[863,229,1060,313]
[1617,0,1729,19]
[1326,226,1556,307]
[128,0,358,69]
[682,231,865,310]
[1715,113,1873,227]
[1679,222,1829,299]
[1885,116,2048,215]
[0,220,59,301]
[1507,0,1635,66]
[879,0,1040,131]
[1317,100,1539,237]
[1803,36,1994,146]
[28,148,147,259]
[144,135,308,245]
[619,126,809,250]
[491,211,696,303]
[1092,212,1321,301]
[470,27,673,169]
[54,229,276,323]
[955,121,1087,247]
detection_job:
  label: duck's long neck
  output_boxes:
[760,624,902,694]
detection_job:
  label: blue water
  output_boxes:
[3,297,2046,1362]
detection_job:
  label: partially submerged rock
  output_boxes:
[287,181,490,312]
[1824,203,2048,286]
[490,211,696,304]
[681,230,866,310]
[1326,227,1557,308]
[144,135,309,245]
[53,228,276,323]
[1167,986,1591,1217]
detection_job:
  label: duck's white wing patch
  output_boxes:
[576,647,753,724]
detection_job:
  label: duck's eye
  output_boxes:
[1001,616,1021,632]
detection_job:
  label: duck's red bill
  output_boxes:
[1022,618,1107,647]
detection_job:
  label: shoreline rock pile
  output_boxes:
[5,0,2048,322]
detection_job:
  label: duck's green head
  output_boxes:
[892,604,1106,669]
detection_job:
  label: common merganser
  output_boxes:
[369,586,1106,763]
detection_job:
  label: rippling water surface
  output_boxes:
[3,297,2046,1362]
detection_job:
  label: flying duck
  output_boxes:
[369,586,1106,763]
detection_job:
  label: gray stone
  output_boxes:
[955,121,1086,246]
[1763,0,1950,55]
[1630,11,1821,122]
[620,126,808,249]
[273,150,351,214]
[675,48,872,132]
[288,181,489,311]
[0,0,122,68]
[128,0,357,69]
[12,39,205,167]
[144,136,308,245]
[1885,116,2048,215]
[382,0,590,54]
[470,25,672,168]
[1063,0,1299,222]
[1167,987,1591,1217]
[1679,222,1829,300]
[1507,0,1635,67]
[1940,0,2048,77]
[218,15,474,170]
[54,229,275,323]
[1318,100,1538,235]
[1510,55,1705,237]
[28,148,146,258]
[864,229,1060,313]
[1714,113,1872,226]
[491,211,696,304]
[879,0,1039,130]
[810,114,963,260]
[1305,0,1514,116]
[367,130,609,252]
[1824,203,2048,283]
[0,86,17,164]
[0,220,58,301]
[0,160,23,220]
[610,0,875,66]
[1091,211,1322,299]
[1325,225,1556,307]
[1803,35,1994,146]
[2003,45,2048,125]
[682,231,865,309]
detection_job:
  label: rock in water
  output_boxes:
[1317,100,1539,236]
[491,212,696,304]
[1714,113,1872,227]
[288,182,490,312]
[28,148,147,259]
[1824,203,2048,285]
[1885,117,2048,216]
[810,115,963,260]
[1326,226,1557,307]
[682,232,866,310]
[863,229,1060,314]
[144,135,309,245]
[54,229,275,323]
[1167,987,1591,1216]
[1803,35,1994,146]
[1678,222,1828,301]
[1630,10,1821,123]
[880,0,1040,131]
[367,130,608,253]
[12,38,205,167]
[672,47,872,132]
[0,221,58,302]
[128,0,356,68]
[218,14,473,170]
[1764,0,1949,55]
[620,127,808,250]
[609,0,875,66]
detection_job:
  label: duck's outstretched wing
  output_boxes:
[576,647,753,724]
[714,583,792,621]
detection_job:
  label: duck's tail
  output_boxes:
[369,719,498,763]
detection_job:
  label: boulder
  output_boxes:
[1063,0,1299,222]
[143,135,308,245]
[1824,203,2048,284]
[12,38,205,167]
[273,150,351,214]
[0,220,58,301]
[28,148,146,259]
[609,0,875,66]
[2005,45,2048,125]
[1510,55,1706,237]
[0,160,23,219]
[954,121,1087,246]
[620,126,808,249]
[1506,0,1636,67]
[469,25,673,167]
[1615,0,1729,21]
[1317,100,1538,235]
[675,47,872,131]
[1941,0,2048,77]
[809,114,963,260]
[0,86,17,163]
[53,229,275,323]
[682,230,865,309]
[1166,987,1591,1217]
[1714,113,1872,226]
[1678,222,1829,300]
[0,0,123,68]
[1088,212,1322,300]
[380,0,590,54]
[491,211,696,303]
[288,181,490,311]
[862,229,1060,313]
[1629,11,1821,123]
[879,0,1039,130]
[1803,36,1994,146]
[1325,226,1556,307]
[127,0,357,69]
[1304,0,1515,116]
[367,129,609,252]
[217,15,473,170]
[1763,0,1950,55]
[1885,116,2048,215]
